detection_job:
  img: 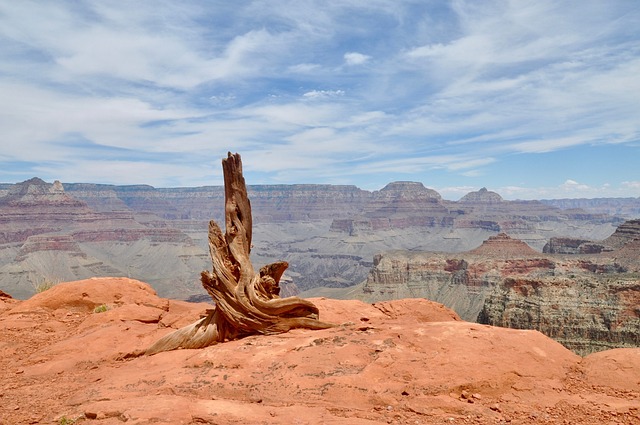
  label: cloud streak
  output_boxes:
[0,0,639,199]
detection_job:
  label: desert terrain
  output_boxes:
[1,277,638,424]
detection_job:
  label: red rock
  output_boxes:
[581,348,640,392]
[0,277,638,424]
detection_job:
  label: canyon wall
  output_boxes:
[543,197,640,218]
[0,179,208,299]
[359,227,640,355]
[478,275,640,355]
[0,178,633,302]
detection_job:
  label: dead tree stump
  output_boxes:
[146,152,333,355]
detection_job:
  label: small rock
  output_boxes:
[472,393,482,400]
[85,412,98,419]
[490,404,502,413]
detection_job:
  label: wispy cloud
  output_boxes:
[0,0,638,198]
[344,52,371,66]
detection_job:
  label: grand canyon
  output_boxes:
[1,176,639,423]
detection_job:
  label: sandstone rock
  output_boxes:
[581,348,640,392]
[543,219,640,254]
[543,237,604,254]
[603,218,640,249]
[1,277,638,424]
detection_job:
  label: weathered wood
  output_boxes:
[145,152,333,355]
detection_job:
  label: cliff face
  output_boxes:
[543,219,640,254]
[64,181,623,247]
[359,229,640,355]
[0,179,206,299]
[542,197,640,219]
[478,276,640,356]
[361,235,562,322]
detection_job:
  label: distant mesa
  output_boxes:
[459,187,503,203]
[377,181,442,201]
[467,232,539,257]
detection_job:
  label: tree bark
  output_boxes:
[146,152,333,355]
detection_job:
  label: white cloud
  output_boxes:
[302,90,345,99]
[288,63,321,73]
[344,52,371,66]
[560,179,591,191]
[622,181,640,191]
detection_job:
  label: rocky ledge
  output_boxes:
[0,278,638,424]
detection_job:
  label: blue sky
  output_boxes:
[1,1,639,200]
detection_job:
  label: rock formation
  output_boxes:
[0,178,206,299]
[359,227,640,355]
[459,187,503,204]
[359,234,556,322]
[543,218,640,255]
[478,275,640,355]
[543,197,640,219]
[0,277,638,424]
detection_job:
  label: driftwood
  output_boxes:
[146,152,333,355]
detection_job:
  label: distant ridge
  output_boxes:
[467,232,539,256]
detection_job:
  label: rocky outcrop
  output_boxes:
[359,228,640,355]
[602,218,640,248]
[468,232,540,256]
[543,219,640,254]
[543,237,608,254]
[478,276,640,356]
[358,181,453,230]
[360,234,557,322]
[1,277,638,424]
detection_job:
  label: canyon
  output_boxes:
[1,178,639,355]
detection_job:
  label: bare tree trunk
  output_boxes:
[146,153,333,355]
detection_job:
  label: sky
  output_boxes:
[1,1,639,200]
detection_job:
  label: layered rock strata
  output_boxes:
[478,276,640,355]
[0,177,630,299]
[360,229,640,355]
[0,178,204,299]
